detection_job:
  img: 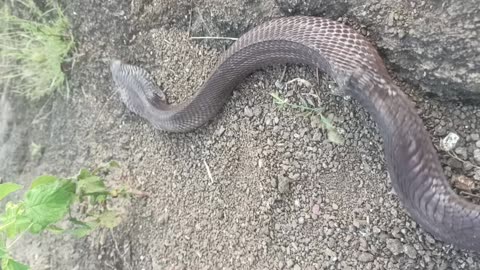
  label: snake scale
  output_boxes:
[110,16,480,251]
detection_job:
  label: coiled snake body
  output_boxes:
[111,16,480,251]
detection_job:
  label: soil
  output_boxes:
[1,0,480,270]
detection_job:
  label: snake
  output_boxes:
[110,16,480,251]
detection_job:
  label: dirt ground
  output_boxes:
[1,0,480,269]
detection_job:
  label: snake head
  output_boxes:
[110,59,168,119]
[110,59,133,88]
[110,59,148,117]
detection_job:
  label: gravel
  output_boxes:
[2,0,480,269]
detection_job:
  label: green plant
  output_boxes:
[0,0,75,100]
[271,91,345,145]
[30,142,44,159]
[0,161,131,270]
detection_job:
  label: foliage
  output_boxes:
[271,91,345,145]
[0,0,75,100]
[0,161,129,270]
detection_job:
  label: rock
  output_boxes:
[331,203,339,210]
[312,204,321,216]
[244,106,254,118]
[358,252,374,262]
[425,234,436,245]
[403,245,417,259]
[447,158,463,169]
[386,238,403,256]
[323,247,336,259]
[454,147,468,160]
[453,175,475,191]
[440,132,460,151]
[474,169,480,181]
[286,259,294,268]
[312,131,323,141]
[278,176,291,194]
[473,149,480,165]
[275,0,480,99]
[298,217,305,224]
[215,126,226,136]
[271,177,278,188]
[158,213,169,225]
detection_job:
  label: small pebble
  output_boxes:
[425,234,436,244]
[473,169,480,181]
[278,176,291,194]
[454,147,468,160]
[473,149,480,164]
[404,245,417,259]
[358,252,374,262]
[158,213,169,225]
[244,106,254,118]
[386,238,403,255]
[298,217,305,224]
[440,132,460,151]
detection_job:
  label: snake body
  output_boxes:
[111,16,480,251]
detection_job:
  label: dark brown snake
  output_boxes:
[110,16,480,251]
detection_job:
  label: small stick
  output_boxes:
[460,191,480,200]
[448,151,480,170]
[203,160,214,183]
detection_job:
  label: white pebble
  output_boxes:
[440,132,460,151]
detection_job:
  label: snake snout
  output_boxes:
[110,60,124,79]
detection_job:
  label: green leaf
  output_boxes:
[76,169,92,181]
[67,218,97,238]
[327,129,344,145]
[0,202,31,238]
[94,194,107,204]
[0,183,22,201]
[91,160,120,175]
[30,142,44,159]
[319,116,334,130]
[29,175,57,189]
[68,217,89,226]
[46,224,64,234]
[70,227,93,238]
[0,239,7,258]
[107,160,120,168]
[96,211,122,229]
[24,180,75,232]
[1,257,29,270]
[77,176,107,195]
[69,224,96,238]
